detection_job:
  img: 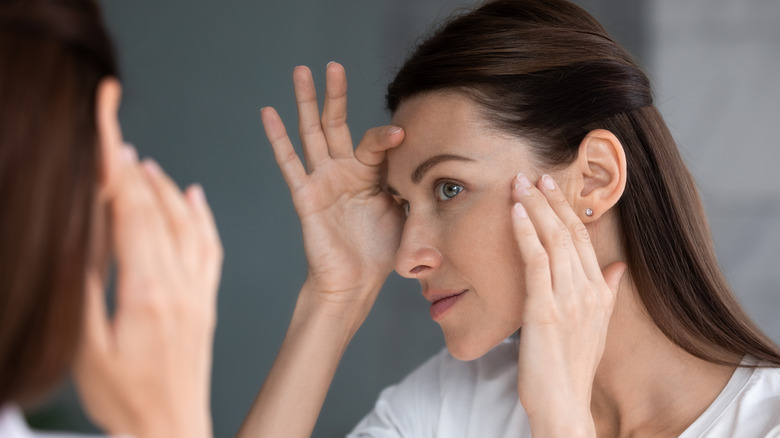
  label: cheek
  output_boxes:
[472,190,523,276]
[443,193,526,307]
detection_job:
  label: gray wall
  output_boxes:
[648,0,780,352]
[27,1,779,437]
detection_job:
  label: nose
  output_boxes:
[394,214,442,278]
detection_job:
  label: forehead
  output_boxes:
[387,92,534,179]
[390,92,488,155]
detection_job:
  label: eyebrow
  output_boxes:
[412,154,475,183]
[387,154,475,195]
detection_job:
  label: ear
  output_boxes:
[568,129,627,222]
[95,77,124,198]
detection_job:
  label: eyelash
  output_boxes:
[396,180,464,216]
[435,181,464,201]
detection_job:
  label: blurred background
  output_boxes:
[26,0,780,436]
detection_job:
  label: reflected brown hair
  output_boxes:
[0,0,118,405]
[387,0,780,366]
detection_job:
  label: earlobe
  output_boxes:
[573,129,627,222]
[95,77,123,196]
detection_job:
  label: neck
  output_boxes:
[589,281,737,437]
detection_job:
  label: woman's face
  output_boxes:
[387,92,543,360]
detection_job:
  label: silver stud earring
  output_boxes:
[585,208,594,217]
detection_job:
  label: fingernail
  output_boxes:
[142,159,160,176]
[188,184,206,205]
[542,174,555,190]
[326,61,335,68]
[388,126,403,135]
[513,202,527,218]
[121,144,137,163]
[514,173,531,196]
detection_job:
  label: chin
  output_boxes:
[442,330,502,362]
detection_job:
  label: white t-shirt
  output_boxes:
[348,338,780,437]
[0,405,105,438]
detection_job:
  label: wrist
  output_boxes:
[296,277,384,336]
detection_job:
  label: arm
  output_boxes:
[237,62,405,438]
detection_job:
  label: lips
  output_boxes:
[425,289,467,321]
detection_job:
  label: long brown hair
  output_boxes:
[387,0,780,366]
[0,0,118,405]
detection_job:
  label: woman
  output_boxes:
[0,0,222,436]
[240,0,780,436]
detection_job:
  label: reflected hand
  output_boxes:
[74,147,222,438]
[261,62,405,318]
[511,173,625,437]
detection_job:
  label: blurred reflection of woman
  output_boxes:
[0,1,222,436]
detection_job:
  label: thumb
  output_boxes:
[354,125,405,167]
[602,261,627,297]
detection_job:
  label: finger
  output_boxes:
[140,159,199,268]
[79,269,111,356]
[321,62,354,158]
[354,125,405,167]
[293,65,329,170]
[536,175,604,284]
[185,184,224,296]
[513,173,575,293]
[510,198,553,301]
[111,158,177,295]
[261,106,307,192]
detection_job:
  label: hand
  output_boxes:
[511,173,625,437]
[73,146,223,438]
[261,62,405,319]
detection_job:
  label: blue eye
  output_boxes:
[402,201,410,216]
[436,182,463,201]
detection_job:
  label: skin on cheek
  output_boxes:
[436,184,527,361]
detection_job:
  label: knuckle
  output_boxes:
[527,250,550,268]
[299,121,322,136]
[550,194,569,208]
[562,297,582,316]
[279,149,299,165]
[530,304,561,325]
[554,228,572,249]
[516,224,537,240]
[322,113,347,129]
[361,127,381,143]
[171,212,195,237]
[130,280,169,318]
[580,289,597,309]
[200,228,223,261]
[570,221,591,243]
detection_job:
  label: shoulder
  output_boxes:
[723,362,780,436]
[683,358,780,437]
[734,361,780,420]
